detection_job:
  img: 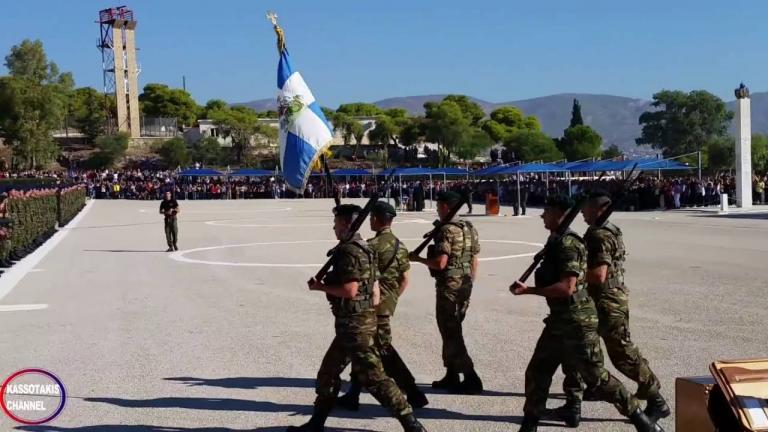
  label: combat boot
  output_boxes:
[286,408,329,431]
[518,415,539,432]
[629,408,665,432]
[457,369,483,395]
[406,385,429,409]
[644,393,671,422]
[431,367,460,390]
[335,381,361,411]
[552,399,581,427]
[398,413,428,432]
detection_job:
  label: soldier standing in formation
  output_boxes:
[159,191,179,252]
[554,191,669,427]
[510,195,663,432]
[410,191,483,394]
[290,204,426,432]
[336,201,428,410]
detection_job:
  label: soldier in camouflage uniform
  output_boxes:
[336,201,429,411]
[510,195,663,432]
[288,204,427,432]
[409,191,483,394]
[555,191,670,427]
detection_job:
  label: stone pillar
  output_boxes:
[734,83,752,208]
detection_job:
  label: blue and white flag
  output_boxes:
[272,20,333,193]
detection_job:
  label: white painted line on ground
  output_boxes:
[139,208,292,214]
[204,218,433,227]
[0,200,95,302]
[170,239,543,267]
[29,269,46,273]
[0,304,48,312]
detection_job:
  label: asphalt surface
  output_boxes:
[1,198,767,431]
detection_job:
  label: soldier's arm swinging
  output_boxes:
[308,278,359,299]
[412,252,448,270]
[511,274,577,298]
[586,265,608,284]
[398,270,409,295]
[470,255,478,281]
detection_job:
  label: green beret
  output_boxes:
[371,201,396,218]
[333,204,362,218]
[544,194,574,212]
[436,191,462,204]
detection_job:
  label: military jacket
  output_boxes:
[584,222,626,297]
[323,233,377,318]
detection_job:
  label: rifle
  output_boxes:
[321,155,340,206]
[513,170,613,285]
[311,171,396,283]
[410,193,468,258]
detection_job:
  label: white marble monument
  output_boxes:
[734,83,752,208]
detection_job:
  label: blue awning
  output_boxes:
[431,167,469,175]
[637,159,693,170]
[229,168,274,177]
[331,169,371,176]
[179,168,224,176]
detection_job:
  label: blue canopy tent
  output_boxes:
[331,169,372,176]
[229,168,274,177]
[179,168,224,177]
[637,159,692,170]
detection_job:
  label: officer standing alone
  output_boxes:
[159,191,179,251]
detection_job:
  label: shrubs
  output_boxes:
[58,185,86,226]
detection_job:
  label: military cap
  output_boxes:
[371,201,397,218]
[436,191,462,204]
[544,194,574,212]
[333,204,362,218]
[587,190,612,207]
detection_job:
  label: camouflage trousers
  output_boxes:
[164,218,178,247]
[314,312,412,417]
[562,286,661,401]
[523,313,641,418]
[435,275,474,372]
[343,314,419,393]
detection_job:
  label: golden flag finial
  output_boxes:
[266,11,286,53]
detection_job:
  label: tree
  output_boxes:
[636,90,733,157]
[139,83,200,127]
[192,136,222,166]
[368,116,402,167]
[0,39,72,168]
[504,130,563,162]
[384,108,408,119]
[399,117,425,147]
[602,144,623,159]
[751,134,768,173]
[558,125,602,160]
[68,87,107,142]
[704,136,734,172]
[158,137,190,168]
[424,100,470,166]
[85,132,129,168]
[336,102,382,117]
[207,105,260,163]
[569,98,584,128]
[481,106,541,143]
[454,128,494,160]
[442,95,485,126]
[200,99,228,119]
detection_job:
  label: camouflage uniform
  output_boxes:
[313,233,412,417]
[562,222,661,401]
[371,227,410,349]
[523,230,641,419]
[431,218,480,372]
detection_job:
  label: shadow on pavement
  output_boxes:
[17,426,376,432]
[165,377,316,390]
[83,249,168,253]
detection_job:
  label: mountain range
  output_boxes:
[236,92,768,154]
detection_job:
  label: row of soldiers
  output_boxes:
[288,190,669,432]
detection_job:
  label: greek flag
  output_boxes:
[276,50,334,193]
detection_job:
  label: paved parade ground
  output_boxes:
[1,198,767,431]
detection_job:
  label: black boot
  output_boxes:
[629,408,665,432]
[398,413,427,432]
[336,380,362,411]
[286,409,328,432]
[431,367,460,390]
[644,393,671,423]
[552,399,581,427]
[406,385,429,409]
[518,415,539,432]
[458,369,483,395]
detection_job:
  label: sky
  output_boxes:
[0,0,765,107]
